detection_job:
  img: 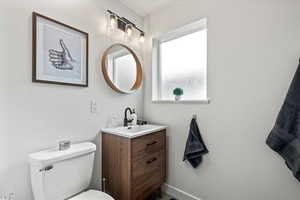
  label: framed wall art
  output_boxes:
[32,12,88,87]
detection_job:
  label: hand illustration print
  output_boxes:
[49,39,76,70]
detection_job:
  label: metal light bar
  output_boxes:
[107,10,145,35]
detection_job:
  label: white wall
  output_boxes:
[0,0,144,199]
[2,0,300,199]
[143,0,300,200]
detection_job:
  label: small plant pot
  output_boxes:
[175,95,181,101]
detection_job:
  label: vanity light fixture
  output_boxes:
[106,10,145,43]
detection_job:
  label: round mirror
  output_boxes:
[102,44,143,94]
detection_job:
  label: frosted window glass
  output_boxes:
[160,30,207,100]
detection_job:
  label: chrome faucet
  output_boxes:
[124,107,133,127]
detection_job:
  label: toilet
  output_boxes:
[29,142,114,200]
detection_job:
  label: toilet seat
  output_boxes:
[70,190,114,200]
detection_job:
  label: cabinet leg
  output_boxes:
[157,187,162,198]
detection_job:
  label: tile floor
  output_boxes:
[160,194,175,200]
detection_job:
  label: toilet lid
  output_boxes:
[70,190,114,200]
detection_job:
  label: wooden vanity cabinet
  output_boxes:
[102,130,166,200]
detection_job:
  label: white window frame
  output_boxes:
[152,18,209,104]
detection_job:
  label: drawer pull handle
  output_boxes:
[147,141,157,146]
[147,157,157,164]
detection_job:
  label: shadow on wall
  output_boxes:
[91,132,103,190]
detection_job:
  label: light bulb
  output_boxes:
[126,24,133,36]
[127,27,133,36]
[140,32,145,43]
[109,14,117,27]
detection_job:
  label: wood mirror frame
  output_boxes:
[101,44,143,94]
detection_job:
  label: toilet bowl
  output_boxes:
[29,142,114,200]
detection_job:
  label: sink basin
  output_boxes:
[101,124,167,138]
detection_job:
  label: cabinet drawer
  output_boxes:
[132,131,165,161]
[132,151,164,199]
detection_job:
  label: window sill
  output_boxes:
[152,99,210,104]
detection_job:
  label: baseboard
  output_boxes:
[162,184,203,200]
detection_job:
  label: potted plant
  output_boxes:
[173,88,183,101]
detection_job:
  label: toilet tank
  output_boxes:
[29,142,97,200]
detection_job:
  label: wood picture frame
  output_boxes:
[32,12,89,87]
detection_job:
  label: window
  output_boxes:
[152,18,208,103]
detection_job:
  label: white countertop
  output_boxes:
[101,124,167,139]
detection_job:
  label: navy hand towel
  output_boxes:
[266,60,300,182]
[183,118,208,168]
